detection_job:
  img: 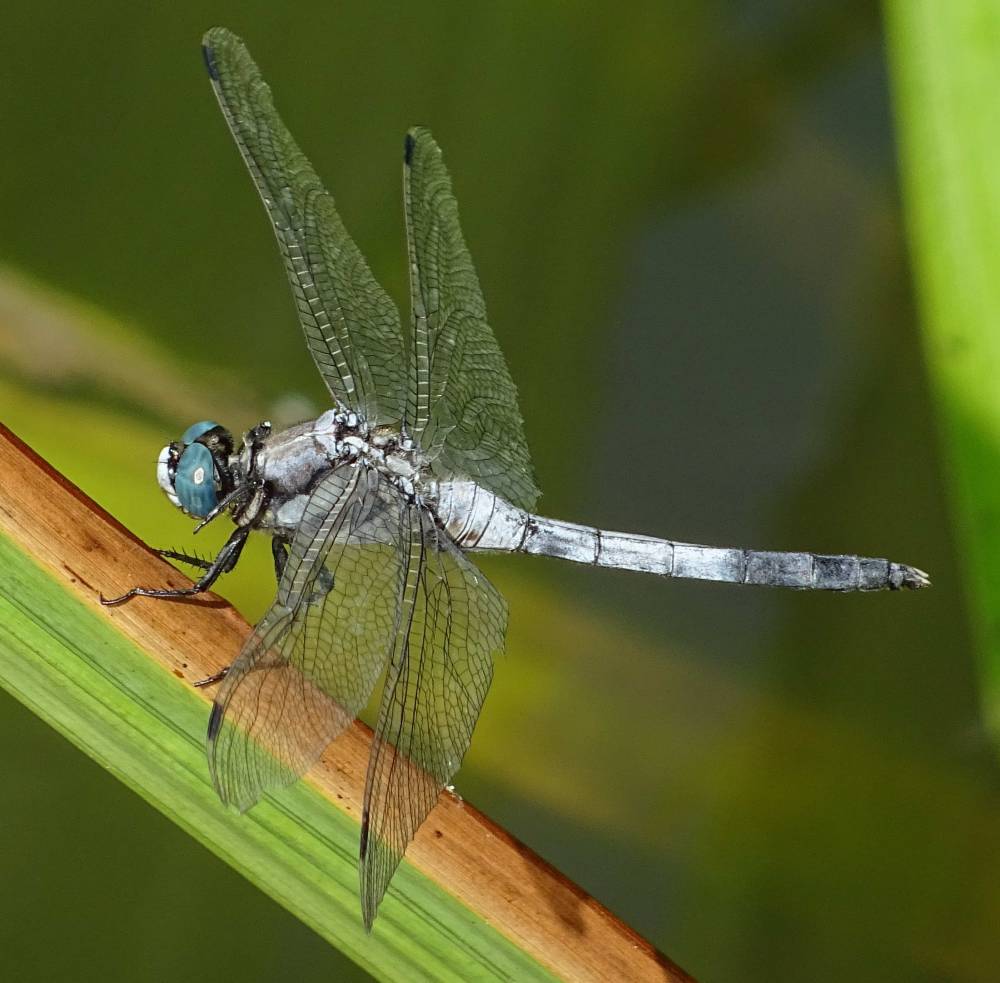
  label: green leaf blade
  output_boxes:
[886,0,1000,736]
[0,530,554,981]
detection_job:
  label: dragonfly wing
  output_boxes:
[403,127,540,511]
[202,28,406,426]
[359,504,507,929]
[208,466,407,811]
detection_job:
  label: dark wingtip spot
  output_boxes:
[404,132,416,166]
[202,44,220,81]
[207,700,224,741]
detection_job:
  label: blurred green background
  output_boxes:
[0,2,996,981]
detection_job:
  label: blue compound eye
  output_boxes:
[180,420,222,446]
[174,442,218,517]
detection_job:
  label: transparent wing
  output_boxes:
[403,127,540,511]
[208,466,407,811]
[202,28,406,425]
[359,504,507,928]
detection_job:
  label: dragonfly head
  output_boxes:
[157,421,235,518]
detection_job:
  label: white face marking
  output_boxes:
[156,446,172,485]
[156,445,183,510]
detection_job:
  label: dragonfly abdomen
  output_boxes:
[432,479,530,549]
[533,522,929,590]
[434,480,928,591]
[523,519,928,590]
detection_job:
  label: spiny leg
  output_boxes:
[100,525,251,606]
[155,548,214,571]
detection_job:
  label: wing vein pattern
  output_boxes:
[208,466,406,811]
[403,127,540,510]
[203,29,406,425]
[359,503,507,929]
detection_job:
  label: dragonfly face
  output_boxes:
[156,421,235,518]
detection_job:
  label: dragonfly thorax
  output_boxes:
[237,410,427,536]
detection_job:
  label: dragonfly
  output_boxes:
[103,27,930,930]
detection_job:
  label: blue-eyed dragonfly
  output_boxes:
[103,27,930,930]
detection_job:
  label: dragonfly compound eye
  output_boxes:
[174,442,219,517]
[180,420,223,445]
[158,420,232,517]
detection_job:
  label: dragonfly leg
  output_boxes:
[155,548,213,571]
[100,525,251,606]
[194,666,230,688]
[196,643,289,693]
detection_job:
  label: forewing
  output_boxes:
[403,127,540,511]
[208,466,407,811]
[359,505,507,928]
[202,28,406,425]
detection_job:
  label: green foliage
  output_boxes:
[886,1,1000,734]
[0,532,552,981]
